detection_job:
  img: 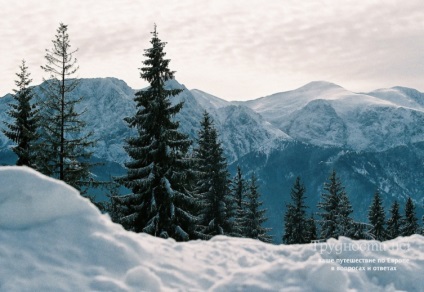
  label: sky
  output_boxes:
[1,0,424,101]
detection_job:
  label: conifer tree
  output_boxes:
[283,176,309,244]
[336,188,354,237]
[194,111,233,238]
[116,25,195,241]
[421,215,424,236]
[422,215,424,236]
[230,166,247,237]
[38,23,96,193]
[368,190,386,241]
[3,60,39,167]
[318,170,354,240]
[401,197,419,236]
[386,200,402,239]
[307,214,318,242]
[243,174,272,243]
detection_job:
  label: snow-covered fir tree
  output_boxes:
[386,200,402,239]
[230,166,247,237]
[401,197,419,236]
[37,23,96,193]
[243,173,272,243]
[368,190,386,241]
[318,170,354,240]
[116,25,196,241]
[3,60,39,167]
[283,176,310,244]
[194,111,233,238]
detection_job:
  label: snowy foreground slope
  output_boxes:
[1,167,424,291]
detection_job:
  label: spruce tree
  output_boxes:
[116,25,195,241]
[421,215,424,236]
[422,215,424,236]
[368,190,386,241]
[307,214,317,242]
[337,190,354,237]
[318,170,354,240]
[401,197,419,236]
[38,23,96,193]
[194,111,233,238]
[283,176,310,244]
[243,174,272,243]
[230,166,247,237]
[3,60,39,167]
[386,200,402,239]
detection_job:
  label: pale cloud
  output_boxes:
[0,0,423,100]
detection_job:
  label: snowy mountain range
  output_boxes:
[243,81,424,151]
[1,77,423,242]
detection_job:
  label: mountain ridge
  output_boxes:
[1,77,423,242]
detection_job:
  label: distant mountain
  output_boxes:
[190,88,290,160]
[242,81,424,151]
[1,78,423,243]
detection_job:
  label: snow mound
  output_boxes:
[1,167,423,291]
[0,167,97,229]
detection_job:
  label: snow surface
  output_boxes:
[1,166,424,291]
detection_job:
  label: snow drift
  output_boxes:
[1,166,423,291]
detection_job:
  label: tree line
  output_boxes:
[283,171,423,244]
[2,23,422,244]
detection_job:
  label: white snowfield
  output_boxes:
[1,166,423,291]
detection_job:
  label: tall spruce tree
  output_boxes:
[194,111,233,238]
[38,23,95,192]
[283,176,310,244]
[368,190,386,241]
[116,25,195,241]
[318,170,354,240]
[230,166,247,237]
[386,200,402,239]
[3,60,39,167]
[243,174,272,243]
[401,197,419,236]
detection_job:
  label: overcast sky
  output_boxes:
[1,0,424,101]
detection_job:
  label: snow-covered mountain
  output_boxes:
[242,81,424,151]
[0,77,287,165]
[235,81,424,240]
[1,78,423,242]
[3,77,423,163]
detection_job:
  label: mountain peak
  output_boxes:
[297,81,344,92]
[190,89,230,111]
